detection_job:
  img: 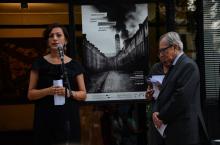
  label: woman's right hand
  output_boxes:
[50,86,66,96]
[145,85,154,100]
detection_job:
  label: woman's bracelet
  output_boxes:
[72,91,76,98]
[65,88,72,98]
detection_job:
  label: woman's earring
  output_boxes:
[64,44,67,53]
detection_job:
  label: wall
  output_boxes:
[0,104,34,131]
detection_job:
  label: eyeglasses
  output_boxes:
[158,45,172,54]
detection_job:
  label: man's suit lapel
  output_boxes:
[159,54,186,96]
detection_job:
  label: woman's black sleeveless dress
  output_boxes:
[31,57,84,145]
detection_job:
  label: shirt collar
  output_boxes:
[172,51,184,66]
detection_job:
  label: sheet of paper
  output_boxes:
[151,75,167,137]
[156,123,167,138]
[149,75,165,100]
[53,79,65,105]
[151,75,165,84]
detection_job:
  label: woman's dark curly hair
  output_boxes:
[43,23,70,44]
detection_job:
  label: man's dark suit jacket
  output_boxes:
[153,54,209,145]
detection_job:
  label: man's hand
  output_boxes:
[152,112,163,128]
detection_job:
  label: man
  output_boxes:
[149,32,209,145]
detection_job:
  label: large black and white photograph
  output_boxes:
[81,4,149,101]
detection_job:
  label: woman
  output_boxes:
[146,54,169,145]
[28,23,87,145]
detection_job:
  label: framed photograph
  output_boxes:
[81,4,149,102]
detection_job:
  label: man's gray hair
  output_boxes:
[160,31,184,51]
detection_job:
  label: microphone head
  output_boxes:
[57,44,64,59]
[57,43,63,50]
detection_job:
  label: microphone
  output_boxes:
[57,44,64,60]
